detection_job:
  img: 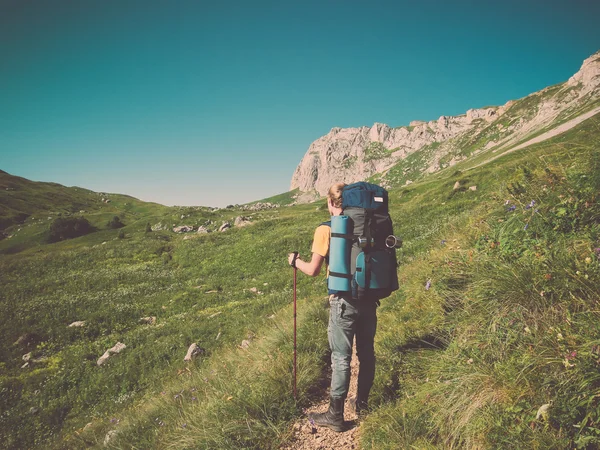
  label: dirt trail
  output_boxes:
[471,106,600,170]
[281,341,361,450]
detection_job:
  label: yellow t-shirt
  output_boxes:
[311,224,330,257]
[311,224,330,276]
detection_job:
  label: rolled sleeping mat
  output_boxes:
[328,215,352,292]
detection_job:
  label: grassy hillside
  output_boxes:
[1,113,599,449]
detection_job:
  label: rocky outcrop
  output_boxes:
[567,51,600,95]
[291,51,600,195]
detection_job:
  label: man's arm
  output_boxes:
[288,252,324,277]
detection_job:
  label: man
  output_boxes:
[288,182,378,432]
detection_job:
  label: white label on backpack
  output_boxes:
[374,196,383,202]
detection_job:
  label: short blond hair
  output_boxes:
[328,183,346,209]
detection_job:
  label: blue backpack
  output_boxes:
[328,182,400,300]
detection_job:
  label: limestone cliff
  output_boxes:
[291,51,600,196]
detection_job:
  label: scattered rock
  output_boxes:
[453,181,461,190]
[139,317,156,325]
[240,202,279,211]
[97,342,126,366]
[536,403,552,421]
[469,186,477,191]
[29,407,39,415]
[173,225,194,233]
[197,226,209,234]
[13,333,43,349]
[219,222,231,232]
[184,343,205,361]
[234,216,251,227]
[104,429,118,446]
[68,321,86,328]
[22,352,32,362]
[240,340,251,349]
[151,222,166,231]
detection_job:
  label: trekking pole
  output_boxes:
[292,251,298,400]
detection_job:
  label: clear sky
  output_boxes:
[1,0,599,207]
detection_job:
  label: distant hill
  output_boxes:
[0,170,165,231]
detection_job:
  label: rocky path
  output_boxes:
[281,341,361,450]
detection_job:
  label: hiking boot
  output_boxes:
[309,397,345,432]
[350,396,369,420]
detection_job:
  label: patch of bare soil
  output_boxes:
[281,340,361,450]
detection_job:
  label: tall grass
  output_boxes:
[360,117,600,449]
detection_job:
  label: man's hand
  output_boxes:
[288,252,299,268]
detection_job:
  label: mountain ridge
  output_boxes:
[291,50,600,195]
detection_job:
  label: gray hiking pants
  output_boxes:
[328,293,378,401]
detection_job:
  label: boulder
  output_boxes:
[97,342,126,366]
[219,222,231,232]
[184,343,205,361]
[173,225,194,233]
[68,321,86,328]
[196,226,209,234]
[139,317,156,325]
[453,181,461,190]
[234,216,251,227]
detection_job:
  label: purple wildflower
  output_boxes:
[425,280,431,290]
[182,423,187,429]
[174,394,180,400]
[524,224,529,231]
[110,418,120,424]
[507,205,516,212]
[441,240,446,246]
[309,417,316,434]
[525,200,536,210]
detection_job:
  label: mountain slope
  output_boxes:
[0,170,169,232]
[291,51,600,195]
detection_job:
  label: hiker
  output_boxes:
[287,182,381,432]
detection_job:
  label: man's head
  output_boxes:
[327,182,346,215]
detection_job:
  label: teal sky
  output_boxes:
[1,0,599,207]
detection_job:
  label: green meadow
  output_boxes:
[1,114,600,449]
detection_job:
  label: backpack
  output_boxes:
[328,182,400,300]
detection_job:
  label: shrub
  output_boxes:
[107,215,125,229]
[48,217,95,242]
